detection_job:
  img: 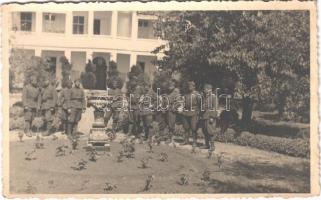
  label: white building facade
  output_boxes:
[3,3,166,84]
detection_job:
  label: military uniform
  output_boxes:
[40,83,58,136]
[58,83,72,134]
[22,82,41,137]
[128,90,141,137]
[104,88,123,133]
[68,84,86,139]
[200,87,218,149]
[138,88,156,140]
[181,82,200,146]
[166,88,181,142]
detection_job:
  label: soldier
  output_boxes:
[58,80,72,134]
[68,79,86,148]
[166,81,181,143]
[181,81,200,147]
[40,80,58,136]
[104,78,124,135]
[22,76,41,137]
[128,86,142,138]
[138,86,156,140]
[200,84,218,150]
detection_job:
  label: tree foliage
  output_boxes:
[153,11,309,122]
[9,48,53,88]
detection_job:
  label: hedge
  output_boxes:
[213,129,309,158]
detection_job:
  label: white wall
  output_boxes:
[71,51,86,80]
[116,53,130,82]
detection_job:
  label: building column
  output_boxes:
[131,11,138,39]
[88,11,94,36]
[65,11,72,36]
[86,50,93,62]
[111,11,118,37]
[64,50,71,61]
[110,51,117,62]
[35,49,42,57]
[130,53,137,68]
[35,11,42,33]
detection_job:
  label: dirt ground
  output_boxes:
[9,128,310,194]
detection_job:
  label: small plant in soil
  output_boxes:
[87,148,98,162]
[179,174,190,185]
[158,152,168,162]
[201,169,211,182]
[55,145,68,157]
[25,149,37,161]
[140,157,151,169]
[143,175,154,191]
[71,159,88,171]
[217,153,224,169]
[103,181,117,192]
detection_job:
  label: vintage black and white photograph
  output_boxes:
[1,1,318,197]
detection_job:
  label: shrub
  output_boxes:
[10,106,24,118]
[214,129,309,158]
[10,117,24,130]
[81,60,96,89]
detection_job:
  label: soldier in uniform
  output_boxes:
[40,80,58,136]
[22,76,41,137]
[138,86,156,140]
[58,80,72,134]
[68,79,86,148]
[128,86,142,138]
[200,84,217,150]
[181,81,200,147]
[166,81,181,143]
[104,78,124,136]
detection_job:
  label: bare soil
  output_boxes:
[9,130,310,194]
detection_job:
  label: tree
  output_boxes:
[60,56,72,88]
[153,10,309,123]
[81,60,96,89]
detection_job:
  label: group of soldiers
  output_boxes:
[22,74,218,151]
[103,74,218,151]
[22,76,86,146]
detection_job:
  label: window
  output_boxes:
[20,12,32,31]
[93,19,100,35]
[73,16,85,34]
[138,20,149,27]
[44,13,55,21]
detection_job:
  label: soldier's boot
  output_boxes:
[180,130,190,145]
[200,133,210,149]
[42,121,52,136]
[192,131,198,147]
[24,121,32,137]
[144,126,150,141]
[128,123,134,136]
[209,138,215,152]
[66,123,73,141]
